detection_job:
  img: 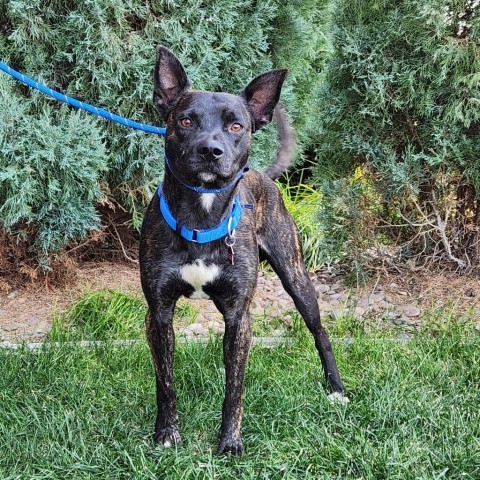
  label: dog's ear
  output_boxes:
[240,69,288,131]
[153,46,191,120]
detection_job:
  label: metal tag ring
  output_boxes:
[225,235,236,247]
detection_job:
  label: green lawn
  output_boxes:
[1,331,479,479]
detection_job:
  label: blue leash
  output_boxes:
[0,61,166,136]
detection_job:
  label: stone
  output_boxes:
[332,308,346,319]
[369,293,384,303]
[356,297,369,309]
[2,322,20,332]
[274,289,286,297]
[315,284,330,295]
[35,322,49,334]
[354,307,366,319]
[187,323,207,335]
[7,291,17,300]
[404,307,421,318]
[318,301,334,312]
[252,307,265,317]
[182,328,194,338]
[26,316,40,325]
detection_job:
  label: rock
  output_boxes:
[356,297,369,309]
[354,307,366,319]
[315,284,330,295]
[332,308,346,319]
[182,328,194,338]
[26,316,40,325]
[187,323,207,336]
[383,311,396,321]
[398,291,408,296]
[2,322,20,332]
[330,293,345,301]
[318,301,334,312]
[329,299,340,307]
[274,289,286,297]
[252,307,265,317]
[207,321,224,335]
[35,322,49,334]
[403,306,421,318]
[7,291,17,300]
[369,293,384,303]
[330,282,345,292]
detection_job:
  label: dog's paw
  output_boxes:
[217,434,244,456]
[153,426,182,448]
[327,391,350,405]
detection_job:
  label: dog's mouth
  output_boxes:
[198,172,217,183]
[192,159,240,185]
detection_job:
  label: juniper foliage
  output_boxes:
[314,0,480,271]
[0,0,328,265]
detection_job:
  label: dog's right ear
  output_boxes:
[153,46,191,120]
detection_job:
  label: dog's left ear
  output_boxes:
[153,46,191,120]
[240,69,288,131]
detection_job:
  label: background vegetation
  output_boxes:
[314,0,480,274]
[1,0,479,277]
[0,0,329,272]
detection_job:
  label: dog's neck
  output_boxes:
[161,170,239,230]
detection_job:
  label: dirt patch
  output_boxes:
[1,261,480,343]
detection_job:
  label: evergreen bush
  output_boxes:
[314,0,480,273]
[0,0,328,269]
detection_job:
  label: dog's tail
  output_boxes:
[265,105,296,180]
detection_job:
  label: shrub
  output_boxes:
[314,0,480,273]
[0,0,329,269]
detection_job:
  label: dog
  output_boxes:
[140,46,346,456]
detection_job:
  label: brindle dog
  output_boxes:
[140,46,346,456]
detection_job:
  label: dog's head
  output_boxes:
[153,46,287,187]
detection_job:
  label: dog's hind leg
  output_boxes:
[258,216,345,395]
[145,303,182,446]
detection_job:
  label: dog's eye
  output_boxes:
[230,123,243,132]
[180,118,193,127]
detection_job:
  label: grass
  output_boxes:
[48,289,289,342]
[277,177,324,272]
[1,328,480,479]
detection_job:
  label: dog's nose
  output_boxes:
[197,142,224,160]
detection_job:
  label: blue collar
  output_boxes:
[164,154,249,194]
[158,187,244,243]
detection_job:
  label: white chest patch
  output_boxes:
[180,259,220,299]
[200,193,216,212]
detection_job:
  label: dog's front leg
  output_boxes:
[145,304,181,447]
[217,308,253,456]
